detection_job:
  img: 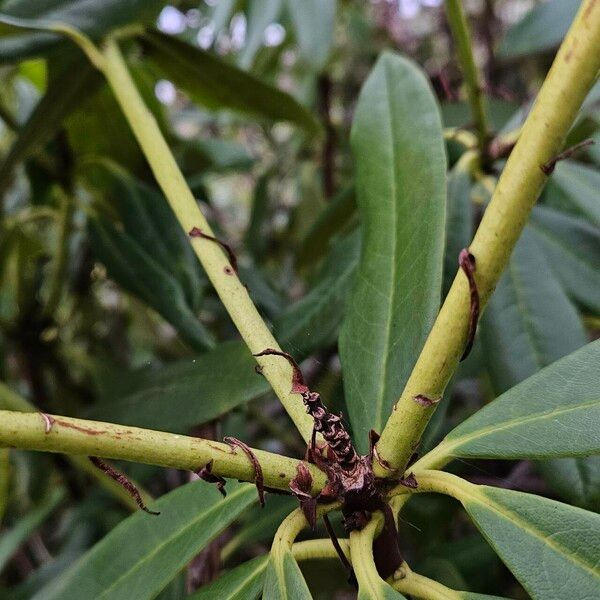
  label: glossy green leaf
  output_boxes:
[142,31,320,133]
[190,556,268,600]
[529,206,600,315]
[34,481,256,600]
[498,0,580,59]
[286,0,336,71]
[340,52,446,449]
[0,52,101,193]
[444,167,472,297]
[0,488,64,573]
[263,551,312,600]
[0,1,165,61]
[239,0,283,68]
[547,160,600,226]
[276,231,360,357]
[480,231,587,394]
[88,215,214,351]
[460,485,600,599]
[85,341,270,432]
[437,339,600,460]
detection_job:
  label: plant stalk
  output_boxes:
[0,410,327,494]
[445,0,490,157]
[373,0,600,476]
[97,37,314,442]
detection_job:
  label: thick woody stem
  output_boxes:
[374,0,600,476]
[0,410,327,494]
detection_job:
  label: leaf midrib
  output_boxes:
[373,60,401,431]
[446,398,600,455]
[465,487,600,579]
[95,485,252,599]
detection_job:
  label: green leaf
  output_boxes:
[436,339,600,461]
[88,215,214,351]
[142,30,320,134]
[460,485,600,599]
[34,481,256,600]
[0,52,101,193]
[0,488,64,573]
[263,551,312,600]
[444,167,472,297]
[286,0,336,71]
[0,1,165,61]
[84,341,270,432]
[275,231,360,357]
[480,230,587,394]
[177,139,254,174]
[529,206,600,315]
[190,556,268,600]
[498,0,581,59]
[339,52,446,449]
[546,160,600,227]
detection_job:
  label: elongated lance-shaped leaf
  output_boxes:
[85,341,271,433]
[528,205,600,315]
[480,230,587,396]
[189,555,268,600]
[463,485,600,599]
[141,30,320,134]
[33,481,256,600]
[498,0,580,59]
[426,339,600,464]
[0,1,164,61]
[339,52,446,450]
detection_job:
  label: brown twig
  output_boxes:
[89,456,159,515]
[540,139,594,175]
[188,226,238,274]
[458,249,479,361]
[223,436,265,507]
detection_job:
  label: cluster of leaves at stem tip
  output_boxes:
[0,1,599,600]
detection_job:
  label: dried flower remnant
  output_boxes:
[188,226,238,273]
[89,457,160,515]
[254,348,404,576]
[541,138,594,175]
[224,436,265,507]
[458,248,479,361]
[195,459,227,497]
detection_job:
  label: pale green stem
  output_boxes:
[43,189,74,319]
[95,37,314,442]
[391,562,463,600]
[349,516,388,593]
[374,0,600,476]
[445,0,490,156]
[292,538,350,562]
[0,410,327,494]
[0,383,149,510]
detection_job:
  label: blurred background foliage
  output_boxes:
[0,0,598,598]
